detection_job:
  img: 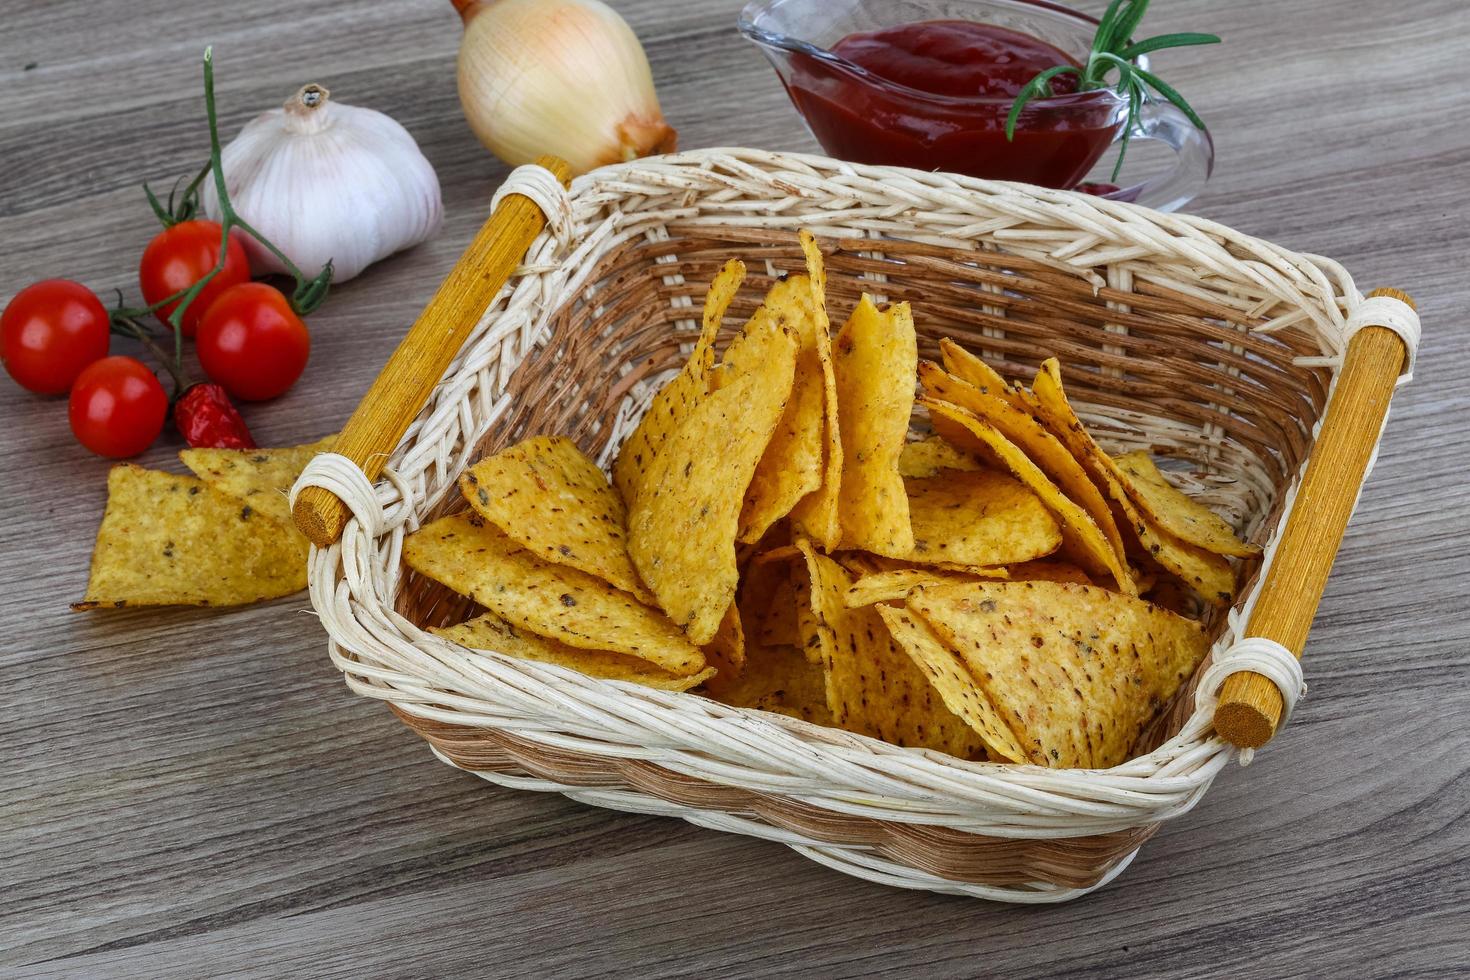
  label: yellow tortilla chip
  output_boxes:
[75,464,306,609]
[1122,507,1236,606]
[877,605,1028,763]
[627,309,798,644]
[709,642,833,725]
[404,513,705,675]
[905,468,1061,567]
[787,231,844,551]
[703,601,746,682]
[1024,360,1234,605]
[909,580,1209,768]
[938,338,1024,409]
[436,612,715,692]
[750,544,801,565]
[740,557,800,648]
[179,434,336,526]
[460,435,652,604]
[923,399,1136,594]
[739,275,826,543]
[843,567,1005,609]
[833,552,1007,580]
[613,258,745,506]
[1114,451,1261,558]
[793,557,825,666]
[833,294,916,556]
[919,360,1128,573]
[1007,559,1092,585]
[897,435,983,478]
[1143,575,1203,620]
[798,541,987,758]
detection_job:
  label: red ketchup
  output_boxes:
[787,20,1122,188]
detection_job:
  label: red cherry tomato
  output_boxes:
[195,283,309,401]
[138,220,250,338]
[68,356,169,458]
[1,279,111,394]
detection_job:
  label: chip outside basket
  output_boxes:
[307,148,1380,902]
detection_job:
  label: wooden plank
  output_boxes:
[1,0,1467,975]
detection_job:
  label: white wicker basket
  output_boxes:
[294,148,1417,902]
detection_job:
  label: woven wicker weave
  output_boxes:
[301,148,1395,902]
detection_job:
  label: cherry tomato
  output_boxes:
[1,279,111,394]
[195,282,309,401]
[138,220,250,338]
[68,356,168,458]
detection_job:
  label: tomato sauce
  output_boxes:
[786,20,1122,188]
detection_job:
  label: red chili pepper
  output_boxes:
[174,382,256,449]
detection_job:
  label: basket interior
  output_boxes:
[396,224,1334,759]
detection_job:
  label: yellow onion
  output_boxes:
[452,0,676,175]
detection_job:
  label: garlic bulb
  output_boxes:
[453,0,676,175]
[204,85,442,283]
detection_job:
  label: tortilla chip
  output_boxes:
[787,231,844,550]
[909,580,1209,768]
[460,435,651,604]
[833,294,916,556]
[740,558,800,648]
[938,338,1023,408]
[740,275,826,543]
[844,567,1005,609]
[923,399,1136,594]
[750,544,801,565]
[897,435,983,478]
[1007,559,1092,585]
[436,612,715,691]
[877,605,1028,763]
[905,468,1062,567]
[1024,360,1234,605]
[834,552,1007,580]
[627,308,798,644]
[1121,507,1236,606]
[704,602,746,682]
[404,513,705,675]
[919,360,1128,574]
[613,258,745,506]
[179,434,336,526]
[75,464,306,609]
[1114,451,1261,558]
[798,541,987,757]
[710,642,832,725]
[1143,576,1204,619]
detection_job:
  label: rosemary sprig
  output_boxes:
[1005,0,1219,181]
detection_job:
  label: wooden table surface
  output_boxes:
[4,0,1467,975]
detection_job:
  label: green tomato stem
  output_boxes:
[110,313,187,396]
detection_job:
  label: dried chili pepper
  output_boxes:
[173,382,256,449]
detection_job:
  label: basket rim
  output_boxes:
[303,146,1373,856]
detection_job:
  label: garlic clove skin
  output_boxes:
[204,85,443,283]
[455,0,676,176]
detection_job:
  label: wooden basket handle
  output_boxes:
[1213,288,1417,749]
[292,155,573,548]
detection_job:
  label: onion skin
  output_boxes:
[454,0,677,175]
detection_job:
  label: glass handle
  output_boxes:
[1106,96,1214,213]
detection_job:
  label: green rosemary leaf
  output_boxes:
[1091,50,1138,87]
[1005,65,1082,141]
[1133,66,1208,129]
[1121,33,1221,59]
[1093,0,1132,53]
[1109,0,1153,52]
[1112,81,1144,182]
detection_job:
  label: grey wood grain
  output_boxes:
[2,0,1467,976]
